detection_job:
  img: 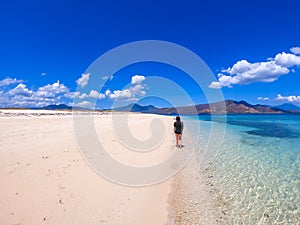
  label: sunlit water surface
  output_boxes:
[184,114,300,224]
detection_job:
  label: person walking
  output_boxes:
[174,116,184,148]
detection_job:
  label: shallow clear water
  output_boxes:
[185,114,300,224]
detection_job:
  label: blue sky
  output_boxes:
[0,0,300,108]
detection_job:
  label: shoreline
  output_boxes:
[167,154,220,225]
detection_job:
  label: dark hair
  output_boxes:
[176,116,180,121]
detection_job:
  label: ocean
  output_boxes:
[184,114,300,224]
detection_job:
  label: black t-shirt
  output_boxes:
[174,121,183,134]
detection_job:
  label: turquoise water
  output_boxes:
[185,115,300,224]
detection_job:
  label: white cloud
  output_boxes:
[98,93,106,99]
[107,89,133,100]
[222,59,251,74]
[8,83,33,97]
[210,60,289,88]
[131,75,145,85]
[105,89,111,96]
[276,94,300,102]
[89,90,99,98]
[64,91,80,99]
[90,90,106,99]
[76,73,90,88]
[78,93,88,99]
[209,47,300,88]
[290,47,300,55]
[1,80,72,108]
[209,81,222,89]
[130,84,146,95]
[75,101,94,109]
[41,72,46,76]
[76,90,106,99]
[257,97,270,101]
[5,92,59,108]
[104,75,147,100]
[274,52,300,67]
[37,80,69,98]
[0,73,145,107]
[0,77,23,87]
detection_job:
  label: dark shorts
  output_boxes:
[175,131,182,135]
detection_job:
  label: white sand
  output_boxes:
[0,111,175,225]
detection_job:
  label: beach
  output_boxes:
[0,111,180,225]
[0,111,176,224]
[2,111,298,224]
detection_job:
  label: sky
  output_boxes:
[0,0,300,108]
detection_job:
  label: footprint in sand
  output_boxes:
[58,198,64,204]
[58,185,66,190]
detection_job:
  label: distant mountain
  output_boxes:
[39,104,72,110]
[275,103,300,112]
[114,103,159,113]
[30,100,299,114]
[156,100,289,114]
[115,100,293,114]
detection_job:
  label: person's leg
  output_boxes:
[175,134,179,147]
[178,134,182,147]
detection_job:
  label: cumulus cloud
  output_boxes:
[0,77,23,87]
[274,52,300,67]
[74,101,94,109]
[77,90,106,99]
[209,60,289,89]
[105,90,111,96]
[78,93,88,99]
[99,93,105,99]
[257,97,270,101]
[76,73,90,88]
[1,73,145,107]
[290,47,300,55]
[37,81,69,97]
[131,75,145,85]
[64,91,80,99]
[210,49,300,89]
[276,94,300,102]
[8,83,33,97]
[106,89,133,100]
[89,90,105,99]
[209,81,222,89]
[5,91,59,108]
[89,90,100,98]
[41,72,46,76]
[130,84,145,96]
[1,80,72,108]
[105,75,146,100]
